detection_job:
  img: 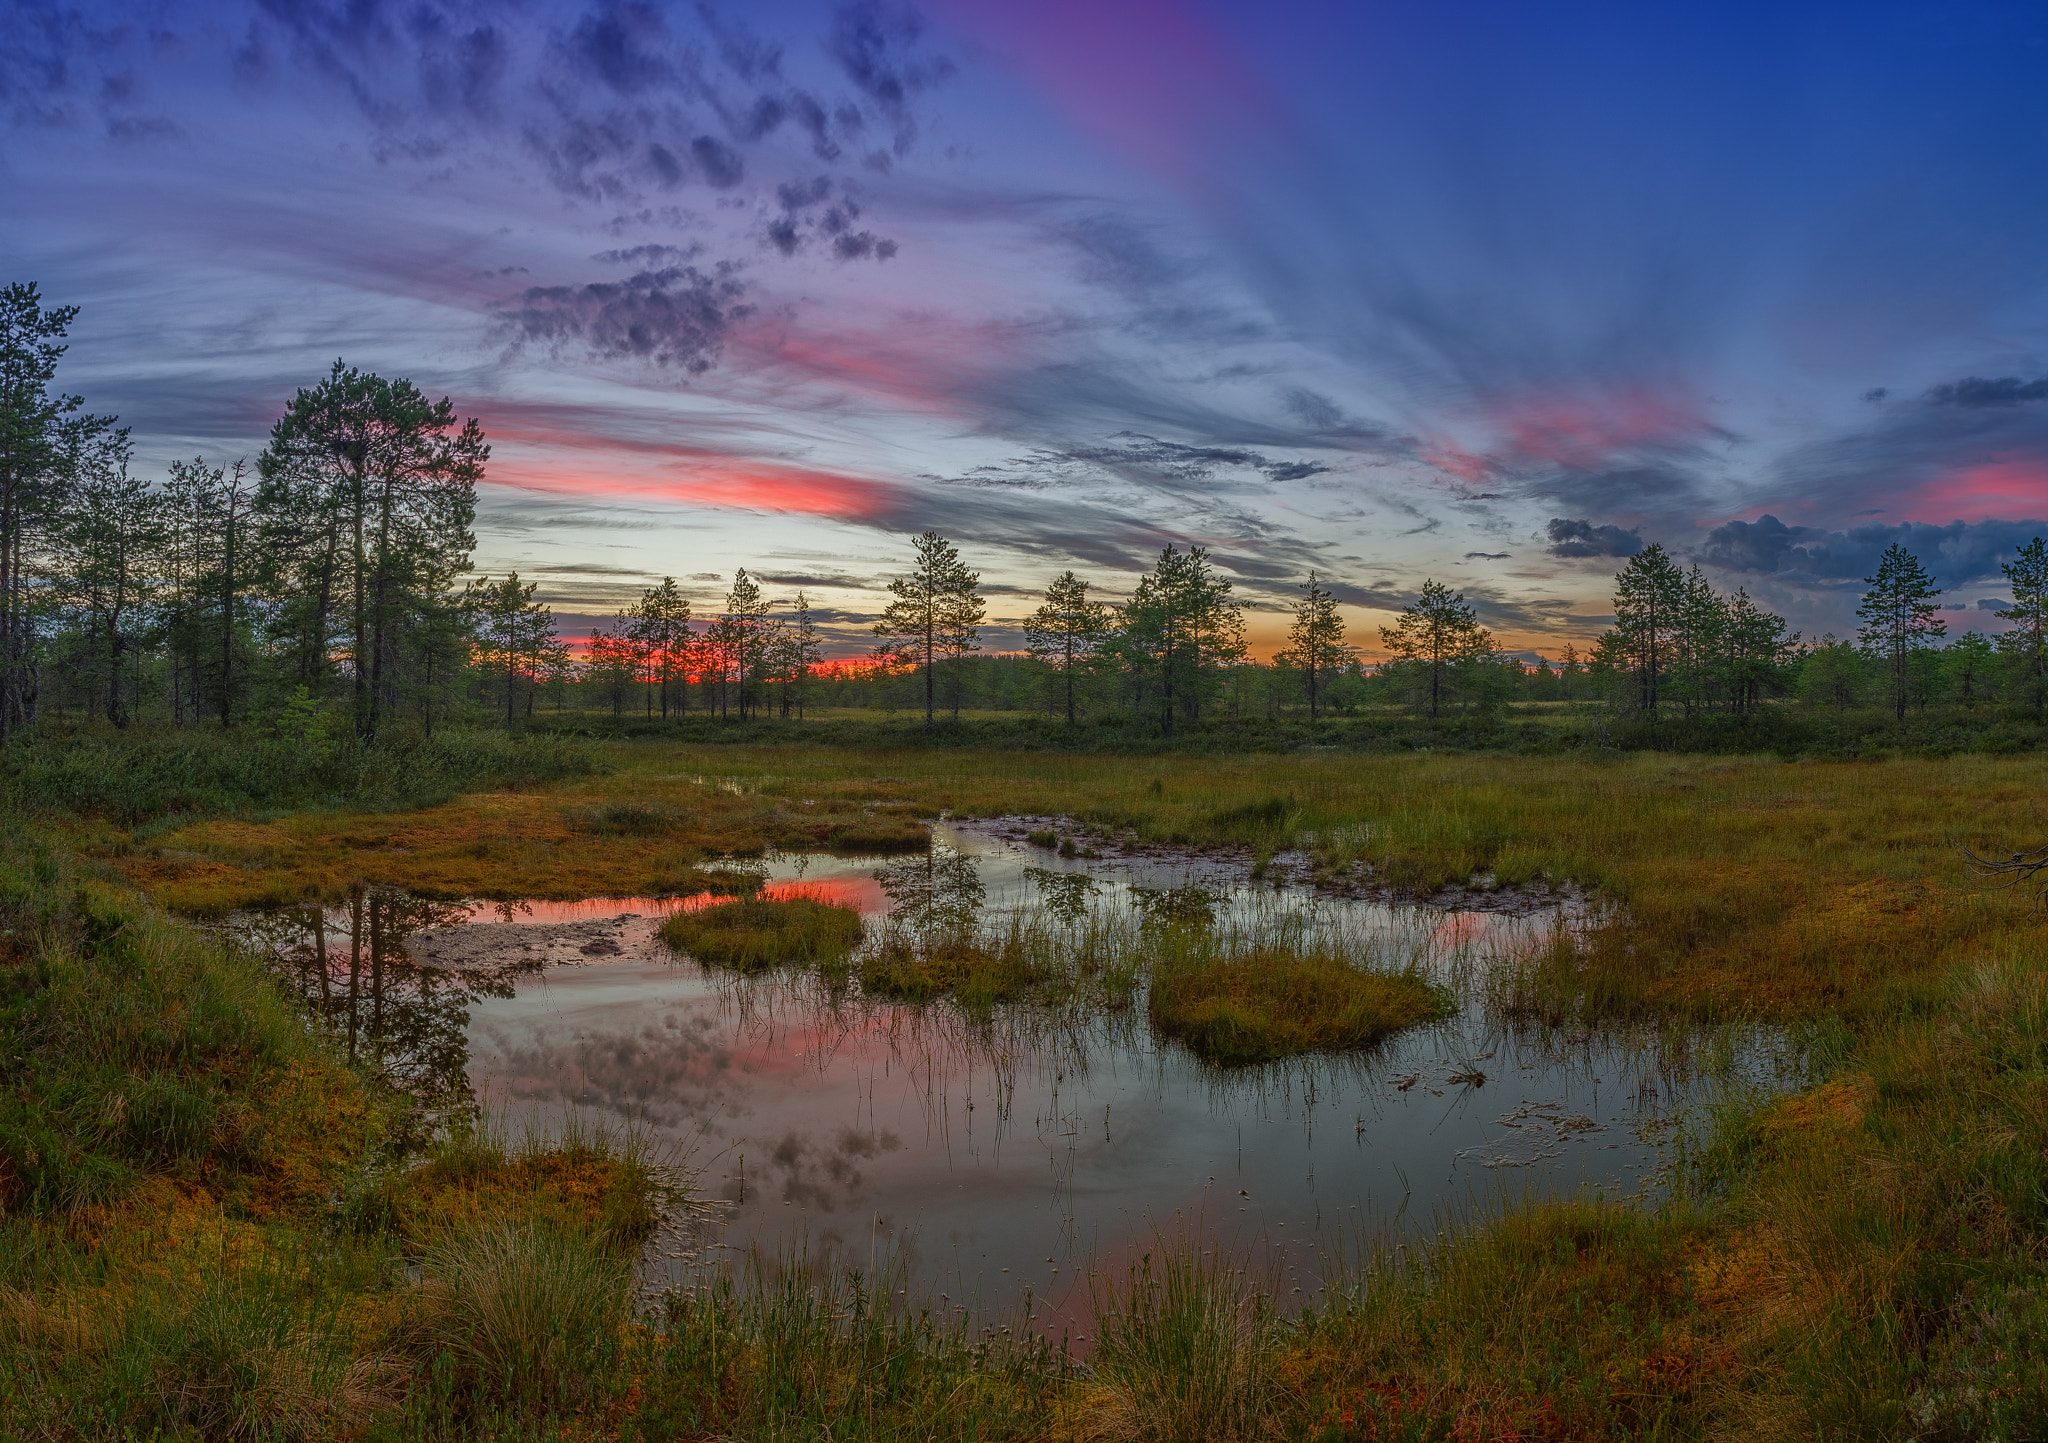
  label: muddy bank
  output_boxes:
[406,912,672,969]
[956,814,1581,916]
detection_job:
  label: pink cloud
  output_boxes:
[1903,457,2048,525]
[1488,387,1706,470]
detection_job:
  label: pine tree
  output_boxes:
[1857,542,1944,720]
[1945,630,1998,707]
[0,283,113,740]
[1379,579,1491,719]
[1721,587,1795,715]
[1997,536,2047,714]
[1273,570,1350,719]
[1111,546,1242,737]
[625,577,692,718]
[47,430,161,728]
[1608,544,1684,715]
[463,573,553,727]
[257,361,485,736]
[1023,570,1111,724]
[873,532,983,726]
[723,568,772,719]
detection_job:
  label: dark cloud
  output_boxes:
[592,243,697,265]
[499,263,751,372]
[1465,551,1511,559]
[1767,374,2048,522]
[1699,514,2048,590]
[1545,517,1643,558]
[5,0,949,222]
[1928,376,2048,408]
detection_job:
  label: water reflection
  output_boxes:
[873,847,985,941]
[243,886,524,1110]
[240,825,1792,1327]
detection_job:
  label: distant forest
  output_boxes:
[6,283,2046,743]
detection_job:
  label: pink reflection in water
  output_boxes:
[454,875,889,925]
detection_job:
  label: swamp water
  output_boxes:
[245,821,1788,1339]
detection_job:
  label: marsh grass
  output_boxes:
[1146,920,1452,1066]
[1088,1239,1282,1442]
[635,1246,1066,1441]
[660,894,866,971]
[398,1218,630,1409]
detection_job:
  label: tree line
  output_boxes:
[7,280,2046,740]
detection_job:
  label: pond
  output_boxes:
[243,821,1786,1338]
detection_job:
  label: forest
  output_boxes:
[8,283,2045,755]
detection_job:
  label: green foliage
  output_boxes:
[0,723,601,824]
[1380,577,1492,718]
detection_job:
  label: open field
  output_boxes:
[3,734,2047,1437]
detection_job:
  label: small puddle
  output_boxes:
[241,821,1788,1339]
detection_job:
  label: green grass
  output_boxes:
[4,722,602,825]
[659,895,866,971]
[1146,923,1452,1066]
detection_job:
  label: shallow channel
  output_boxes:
[248,821,1786,1338]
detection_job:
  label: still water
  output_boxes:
[250,822,1784,1333]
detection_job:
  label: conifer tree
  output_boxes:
[1604,543,1684,714]
[1856,542,1944,720]
[1274,570,1350,719]
[1379,579,1491,719]
[1997,536,2047,714]
[257,361,486,736]
[873,532,983,726]
[1111,546,1243,737]
[463,573,553,727]
[0,283,112,740]
[1023,570,1111,724]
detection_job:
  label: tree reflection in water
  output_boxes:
[873,845,985,944]
[242,886,526,1111]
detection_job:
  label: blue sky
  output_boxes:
[7,0,2048,655]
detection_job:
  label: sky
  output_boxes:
[7,0,2048,658]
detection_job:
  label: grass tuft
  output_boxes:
[400,1217,631,1409]
[659,895,865,971]
[1090,1241,1280,1442]
[1146,915,1450,1066]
